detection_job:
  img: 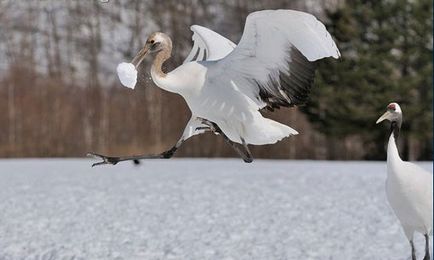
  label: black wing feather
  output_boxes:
[258,45,316,110]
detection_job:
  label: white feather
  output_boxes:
[208,10,340,108]
[183,25,236,63]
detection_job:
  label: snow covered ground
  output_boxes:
[0,159,431,260]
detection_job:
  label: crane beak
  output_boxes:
[131,46,149,68]
[376,111,392,124]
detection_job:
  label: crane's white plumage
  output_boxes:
[179,10,340,144]
[386,134,433,237]
[377,102,432,260]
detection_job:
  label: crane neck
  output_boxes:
[387,118,403,165]
[389,114,402,145]
[387,134,403,178]
[151,46,172,78]
[390,121,400,143]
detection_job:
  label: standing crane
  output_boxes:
[377,102,432,260]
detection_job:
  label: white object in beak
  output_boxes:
[117,62,137,89]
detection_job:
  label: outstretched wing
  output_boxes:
[209,10,340,110]
[183,25,236,63]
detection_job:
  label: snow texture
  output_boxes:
[117,62,137,89]
[0,159,431,260]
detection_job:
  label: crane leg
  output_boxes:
[197,118,253,163]
[410,240,416,260]
[88,140,182,167]
[424,234,430,260]
[88,117,208,167]
[224,135,252,163]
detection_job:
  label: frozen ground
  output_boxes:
[0,159,431,260]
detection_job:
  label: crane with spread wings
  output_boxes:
[89,9,340,166]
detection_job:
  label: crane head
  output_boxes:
[376,102,402,124]
[131,32,172,68]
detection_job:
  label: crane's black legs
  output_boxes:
[196,119,253,163]
[410,240,416,260]
[221,135,252,163]
[88,117,253,167]
[88,140,182,167]
[88,116,209,167]
[424,234,430,260]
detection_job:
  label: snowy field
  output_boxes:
[0,159,431,260]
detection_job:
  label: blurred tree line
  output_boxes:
[303,0,433,160]
[0,0,431,160]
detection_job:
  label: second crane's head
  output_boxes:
[376,102,403,126]
[131,32,173,68]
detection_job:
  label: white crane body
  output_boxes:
[386,135,433,238]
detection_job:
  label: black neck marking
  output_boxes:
[390,117,402,143]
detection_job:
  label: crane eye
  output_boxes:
[150,40,155,44]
